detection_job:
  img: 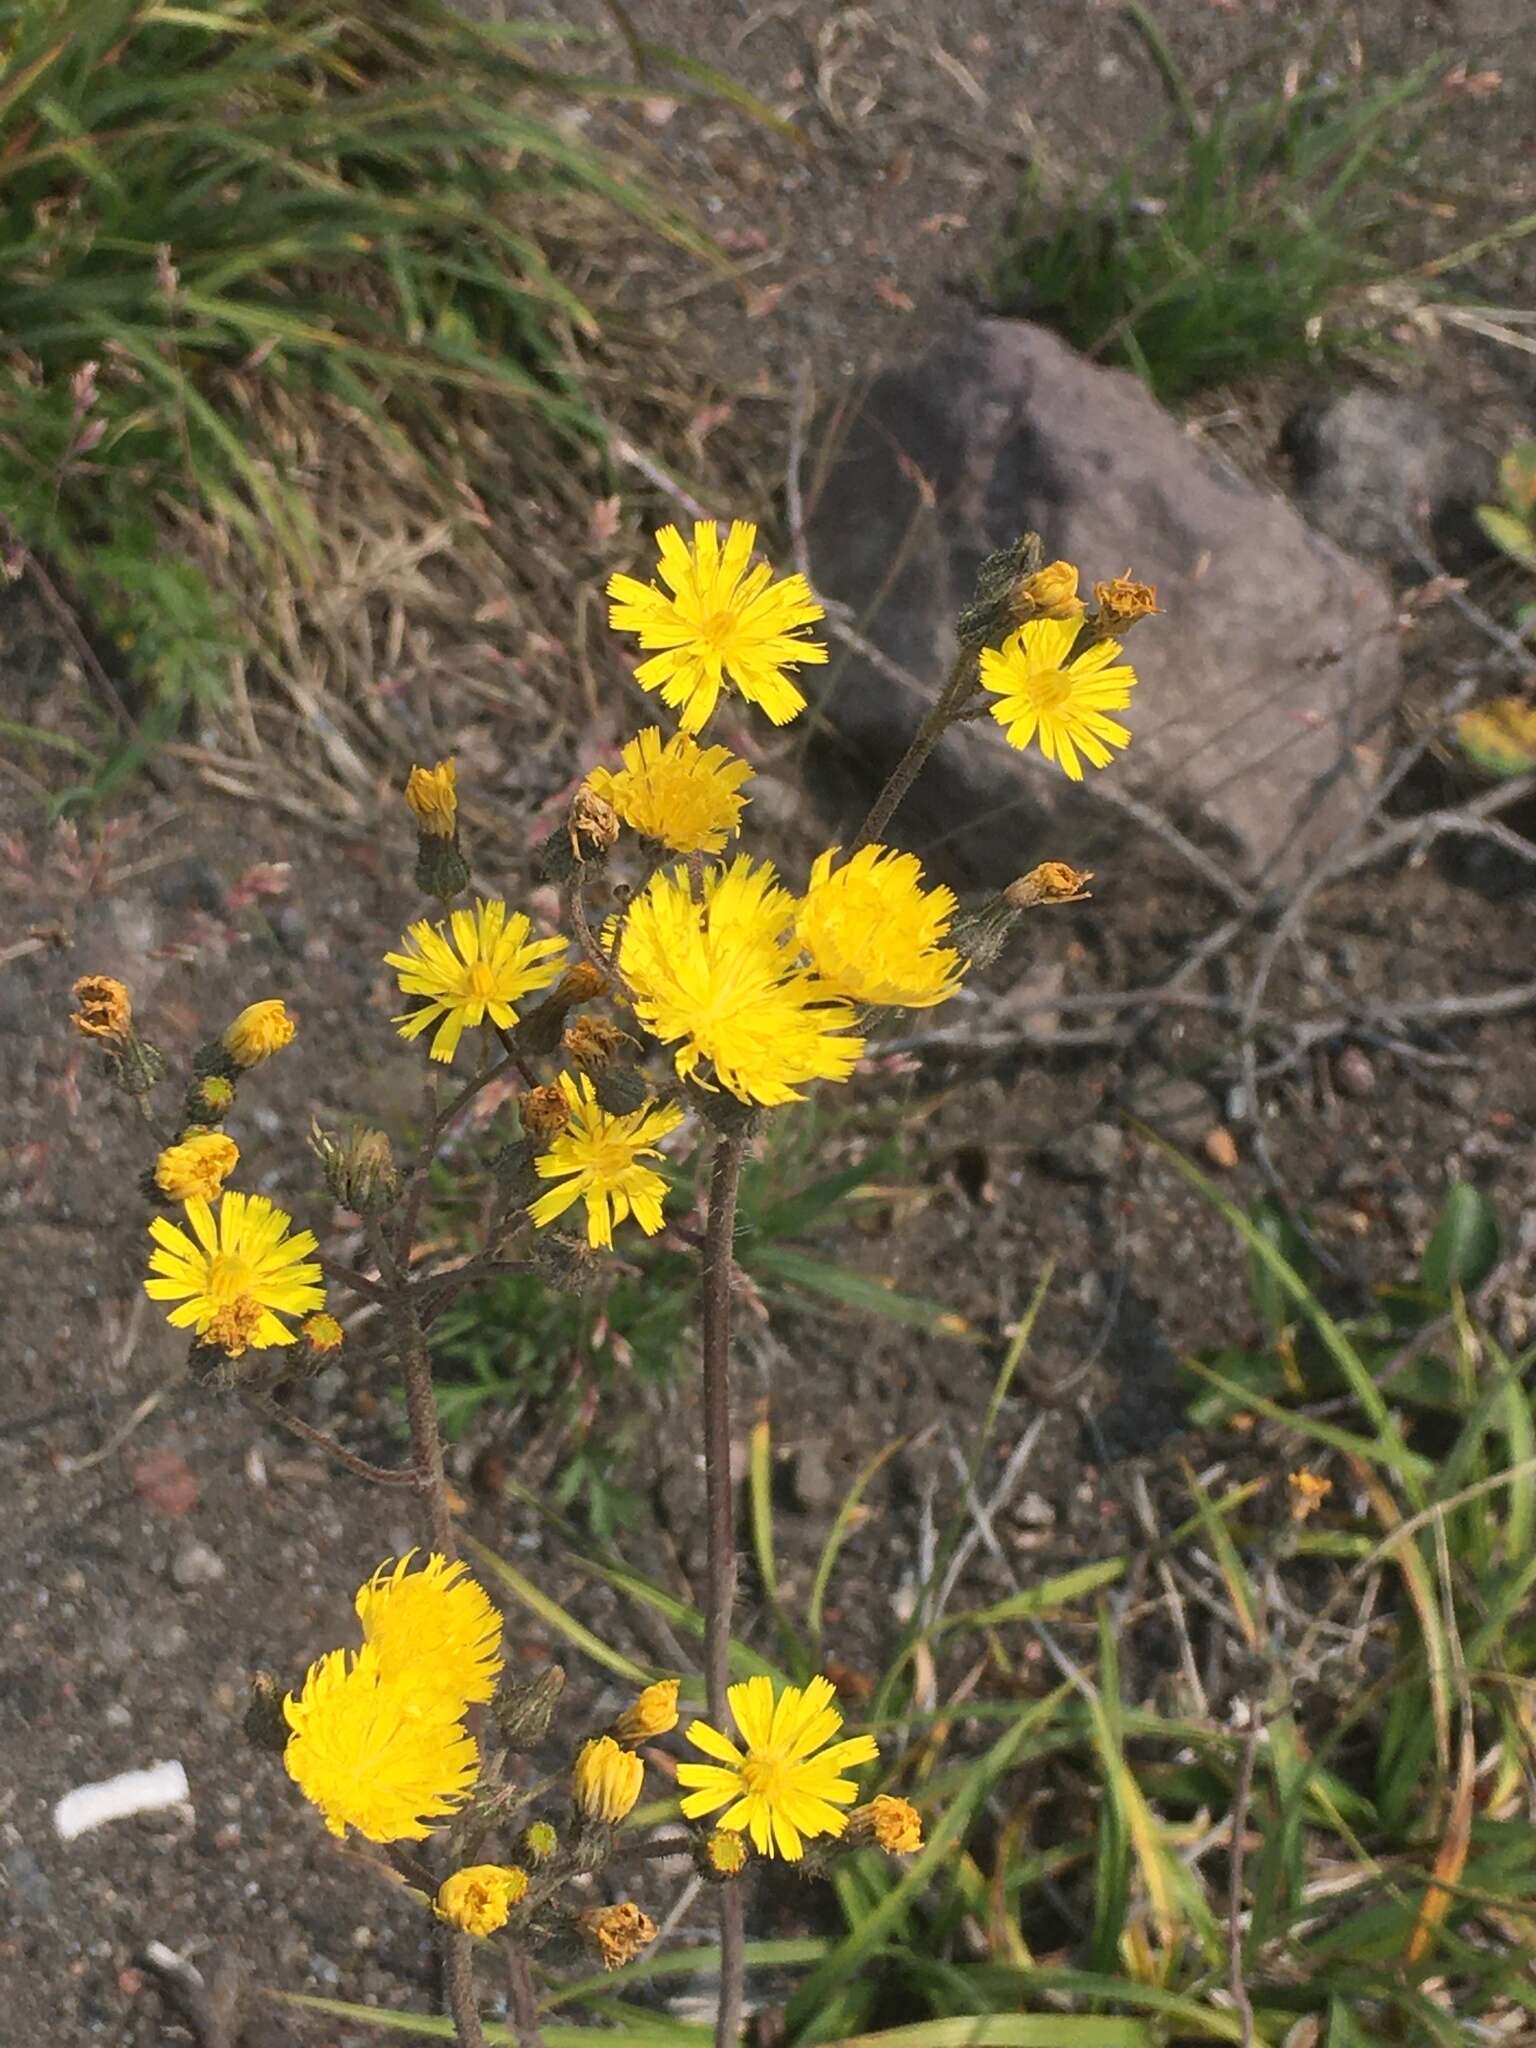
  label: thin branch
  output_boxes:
[242,1391,419,1489]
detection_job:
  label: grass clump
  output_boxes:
[0,0,702,798]
[990,47,1444,400]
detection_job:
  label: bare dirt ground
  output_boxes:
[3,1,1535,2041]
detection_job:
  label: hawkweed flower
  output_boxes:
[71,974,132,1044]
[302,1312,345,1356]
[619,858,862,1106]
[529,1072,684,1248]
[144,1192,324,1354]
[579,1902,657,1971]
[310,1124,401,1214]
[586,727,753,855]
[1288,1470,1332,1522]
[154,1130,240,1203]
[699,1828,750,1881]
[980,617,1138,781]
[606,520,826,731]
[283,1643,479,1843]
[435,1864,528,1936]
[798,846,964,1009]
[1012,559,1084,621]
[572,1736,644,1824]
[356,1552,504,1711]
[223,999,296,1069]
[614,1677,681,1746]
[405,759,458,836]
[385,899,566,1064]
[678,1673,879,1860]
[846,1795,924,1854]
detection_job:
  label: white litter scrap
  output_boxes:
[53,1761,192,1842]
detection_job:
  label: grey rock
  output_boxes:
[1015,1490,1056,1528]
[790,1442,836,1514]
[1284,386,1496,572]
[171,1540,226,1591]
[1038,1121,1122,1183]
[1124,1073,1211,1142]
[804,318,1401,886]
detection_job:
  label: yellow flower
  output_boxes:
[586,727,753,855]
[435,1864,528,1937]
[979,617,1139,781]
[406,758,458,836]
[678,1673,879,1860]
[529,1072,684,1249]
[356,1552,505,1712]
[606,520,827,732]
[798,845,964,1009]
[385,898,567,1064]
[523,1819,559,1863]
[619,858,863,1107]
[154,1130,240,1203]
[282,1643,479,1843]
[579,1902,657,1971]
[849,1795,924,1854]
[72,974,132,1043]
[572,1735,644,1824]
[1287,1470,1332,1522]
[144,1192,324,1352]
[1014,559,1084,621]
[223,998,296,1068]
[702,1829,750,1878]
[303,1312,345,1355]
[614,1678,681,1746]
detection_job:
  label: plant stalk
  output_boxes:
[700,1133,747,2047]
[852,646,975,850]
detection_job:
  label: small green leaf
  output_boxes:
[1421,1184,1500,1298]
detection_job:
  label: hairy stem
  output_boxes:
[852,646,975,851]
[505,1942,545,2047]
[700,1134,747,2046]
[442,1930,487,2048]
[240,1391,418,1489]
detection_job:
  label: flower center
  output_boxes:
[464,960,499,1000]
[206,1294,264,1356]
[206,1251,255,1305]
[740,1752,790,1800]
[1019,662,1071,713]
[697,609,741,654]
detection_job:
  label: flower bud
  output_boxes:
[956,532,1044,649]
[844,1795,924,1854]
[493,1665,566,1751]
[697,1828,750,1882]
[594,1067,654,1118]
[572,1736,643,1824]
[522,1819,559,1864]
[578,1902,657,1971]
[1004,863,1093,910]
[556,961,609,1005]
[302,1312,345,1358]
[563,1016,628,1076]
[185,1073,236,1125]
[71,974,132,1045]
[435,1864,529,1937]
[568,787,620,862]
[1090,574,1159,634]
[612,1678,680,1747]
[520,1084,572,1141]
[154,1130,239,1204]
[309,1122,401,1213]
[1010,559,1083,622]
[222,999,295,1070]
[405,759,458,837]
[415,832,471,905]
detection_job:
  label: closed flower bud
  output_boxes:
[956,532,1044,648]
[493,1665,566,1751]
[556,961,609,1005]
[415,831,471,905]
[594,1067,654,1118]
[698,1828,750,1882]
[613,1678,680,1747]
[310,1122,401,1213]
[1004,863,1093,909]
[405,759,458,837]
[578,1902,657,1971]
[155,1129,240,1203]
[521,1084,573,1141]
[302,1312,345,1357]
[1011,559,1083,621]
[572,1736,643,1824]
[1091,574,1159,633]
[223,999,296,1069]
[522,1819,559,1864]
[845,1795,924,1854]
[435,1864,529,1937]
[186,1073,235,1125]
[568,787,620,861]
[71,974,132,1045]
[563,1016,628,1076]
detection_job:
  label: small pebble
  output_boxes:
[1204,1127,1240,1171]
[1335,1046,1375,1097]
[171,1541,226,1591]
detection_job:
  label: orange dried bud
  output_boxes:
[579,1902,657,1970]
[1287,1471,1331,1522]
[1004,863,1093,909]
[569,787,620,859]
[556,960,609,1004]
[72,975,132,1043]
[563,1016,628,1075]
[521,1083,573,1140]
[1092,575,1159,631]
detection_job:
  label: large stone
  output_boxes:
[803,318,1401,887]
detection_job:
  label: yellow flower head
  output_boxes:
[406,758,458,837]
[72,974,132,1044]
[144,1192,324,1352]
[1014,559,1084,621]
[798,845,965,1010]
[303,1311,345,1355]
[678,1673,879,1861]
[356,1552,505,1711]
[703,1828,750,1878]
[572,1735,644,1824]
[586,727,753,855]
[191,1073,236,1119]
[619,858,863,1107]
[614,1678,681,1746]
[282,1643,479,1843]
[607,520,827,732]
[1287,1470,1332,1522]
[385,898,567,1064]
[154,1130,240,1203]
[523,1819,559,1863]
[223,999,296,1068]
[979,617,1138,781]
[529,1072,684,1249]
[435,1864,528,1936]
[579,1902,657,1972]
[850,1794,924,1854]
